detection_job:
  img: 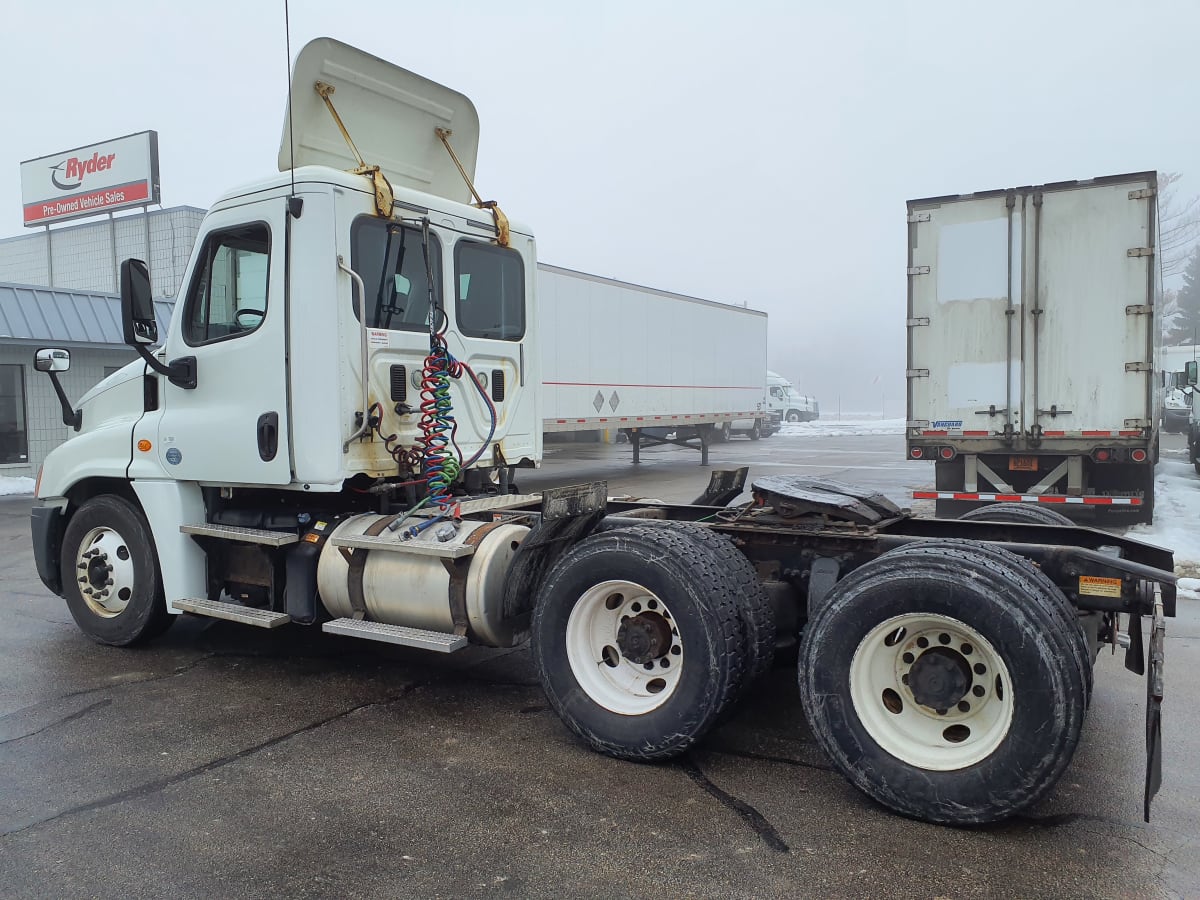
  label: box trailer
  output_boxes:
[539,263,771,458]
[906,172,1160,522]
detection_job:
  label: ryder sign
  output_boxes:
[21,131,160,226]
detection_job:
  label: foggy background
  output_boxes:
[1,0,1195,413]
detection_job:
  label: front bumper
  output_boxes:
[30,504,64,596]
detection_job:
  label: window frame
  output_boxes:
[453,239,526,342]
[0,363,28,466]
[181,222,272,348]
[349,216,443,333]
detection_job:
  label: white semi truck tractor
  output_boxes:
[29,39,1174,826]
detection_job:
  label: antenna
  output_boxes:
[283,0,300,216]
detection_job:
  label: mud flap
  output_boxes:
[1144,598,1165,822]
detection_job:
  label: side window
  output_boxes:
[183,224,270,345]
[455,241,525,341]
[350,217,442,331]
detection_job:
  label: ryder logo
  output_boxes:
[49,152,118,192]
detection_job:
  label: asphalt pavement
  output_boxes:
[1,432,1197,898]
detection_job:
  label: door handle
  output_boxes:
[257,412,279,462]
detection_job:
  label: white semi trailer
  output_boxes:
[906,172,1161,522]
[29,39,1173,826]
[538,263,771,459]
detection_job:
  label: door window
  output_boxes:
[183,224,270,345]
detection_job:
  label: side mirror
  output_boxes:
[34,348,71,373]
[120,258,158,345]
[1187,361,1198,387]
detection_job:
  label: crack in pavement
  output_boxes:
[0,683,423,840]
[0,699,112,746]
[707,746,835,774]
[679,756,789,853]
[0,653,219,725]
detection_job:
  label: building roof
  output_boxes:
[0,282,173,347]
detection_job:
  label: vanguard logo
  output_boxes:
[49,152,118,191]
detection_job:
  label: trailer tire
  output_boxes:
[749,422,762,441]
[883,540,1092,707]
[957,502,1075,526]
[531,526,747,761]
[60,494,173,647]
[798,546,1085,824]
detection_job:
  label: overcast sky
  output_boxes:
[2,0,1196,411]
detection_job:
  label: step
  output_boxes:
[330,534,476,558]
[181,523,299,546]
[174,598,291,628]
[452,492,543,515]
[322,618,467,652]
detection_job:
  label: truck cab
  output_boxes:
[765,370,817,423]
[32,38,540,614]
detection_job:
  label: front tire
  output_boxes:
[786,410,801,423]
[749,422,762,441]
[799,545,1085,824]
[532,526,749,760]
[60,495,173,646]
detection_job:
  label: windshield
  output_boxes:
[350,217,442,331]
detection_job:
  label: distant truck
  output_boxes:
[766,370,819,423]
[906,172,1161,522]
[539,264,771,456]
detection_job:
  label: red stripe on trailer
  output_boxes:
[962,430,989,436]
[1119,430,1142,436]
[912,491,1140,506]
[922,430,949,436]
[1043,430,1066,437]
[1082,430,1112,437]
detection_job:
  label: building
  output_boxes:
[0,206,204,299]
[0,282,173,478]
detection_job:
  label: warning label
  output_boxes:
[1078,575,1122,598]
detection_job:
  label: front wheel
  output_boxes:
[786,410,801,423]
[799,545,1085,825]
[60,494,173,646]
[748,422,762,441]
[531,526,749,760]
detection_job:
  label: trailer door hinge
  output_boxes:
[907,212,931,223]
[1129,188,1156,200]
[1125,362,1153,373]
[907,266,930,276]
[1126,304,1152,315]
[1125,418,1150,429]
[906,368,929,378]
[1127,247,1155,258]
[906,317,930,327]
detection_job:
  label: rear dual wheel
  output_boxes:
[799,544,1086,824]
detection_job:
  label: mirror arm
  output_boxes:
[130,343,197,390]
[46,372,82,431]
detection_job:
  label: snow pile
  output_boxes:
[1127,456,1200,598]
[0,476,35,496]
[778,417,906,437]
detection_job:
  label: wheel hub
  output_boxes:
[617,612,673,664]
[908,647,972,710]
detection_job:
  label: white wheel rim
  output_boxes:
[73,525,137,618]
[849,613,1014,771]
[565,579,684,715]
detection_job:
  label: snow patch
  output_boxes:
[0,476,35,496]
[1127,458,1200,576]
[778,417,906,437]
